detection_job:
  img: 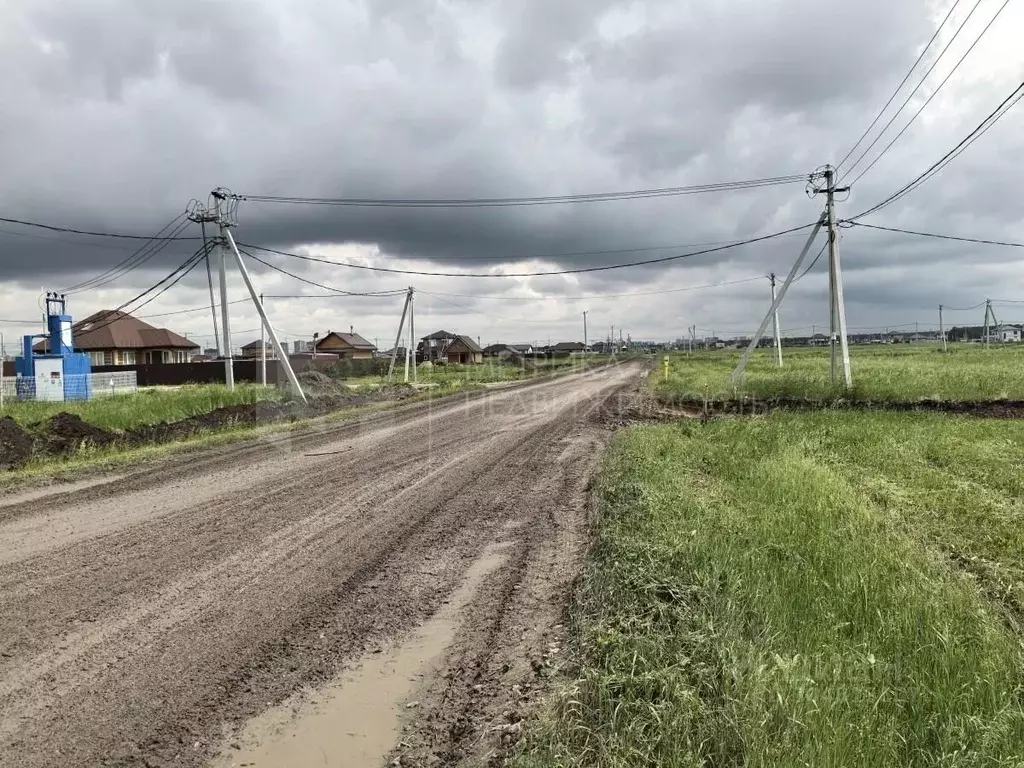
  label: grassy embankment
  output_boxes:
[517,346,1024,766]
[517,414,1024,766]
[1,384,286,431]
[659,344,1024,402]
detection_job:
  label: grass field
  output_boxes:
[516,413,1024,767]
[0,384,287,431]
[658,344,1024,402]
[339,355,607,390]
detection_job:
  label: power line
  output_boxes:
[51,244,212,343]
[352,232,814,263]
[419,276,769,302]
[835,0,963,173]
[846,221,1024,248]
[237,247,408,296]
[59,215,194,295]
[846,0,1012,188]
[0,225,161,252]
[851,79,1024,220]
[139,298,251,319]
[0,214,201,241]
[840,0,987,181]
[237,221,817,278]
[794,241,829,282]
[237,174,811,209]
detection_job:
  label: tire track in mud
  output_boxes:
[0,363,638,768]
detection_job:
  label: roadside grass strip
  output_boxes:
[2,384,286,430]
[658,345,1024,403]
[515,414,1024,767]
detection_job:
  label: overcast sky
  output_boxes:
[1,0,1022,353]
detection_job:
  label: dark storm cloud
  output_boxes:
[0,0,1021,344]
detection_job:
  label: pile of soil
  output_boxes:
[41,413,116,456]
[0,417,32,470]
[0,385,422,471]
[297,370,338,394]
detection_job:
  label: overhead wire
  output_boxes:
[845,0,1012,188]
[237,174,811,209]
[59,214,193,295]
[835,0,963,173]
[840,0,988,182]
[418,276,769,302]
[0,214,201,241]
[851,78,1024,220]
[236,247,408,296]
[845,221,1024,248]
[63,242,213,341]
[237,221,818,278]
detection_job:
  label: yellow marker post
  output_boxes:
[663,355,670,380]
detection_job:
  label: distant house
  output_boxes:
[315,329,377,359]
[996,324,1021,343]
[510,344,534,355]
[240,340,276,359]
[552,341,586,354]
[483,344,521,360]
[419,330,483,365]
[33,309,199,365]
[377,346,408,361]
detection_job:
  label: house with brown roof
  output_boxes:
[240,340,276,359]
[33,310,199,366]
[418,330,483,365]
[314,329,376,359]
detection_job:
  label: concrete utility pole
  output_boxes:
[732,215,826,384]
[188,190,306,401]
[388,288,412,381]
[984,299,993,349]
[409,286,417,384]
[582,310,588,354]
[769,272,783,367]
[223,228,306,402]
[610,325,615,357]
[214,197,235,390]
[260,293,267,386]
[939,305,947,352]
[813,166,852,387]
[204,243,221,357]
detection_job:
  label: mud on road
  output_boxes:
[0,363,640,768]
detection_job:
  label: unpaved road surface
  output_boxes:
[0,363,639,767]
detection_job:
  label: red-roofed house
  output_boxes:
[33,310,199,366]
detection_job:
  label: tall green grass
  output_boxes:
[0,384,287,431]
[516,414,1024,767]
[659,344,1024,402]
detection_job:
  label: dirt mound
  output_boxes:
[297,370,337,394]
[126,401,302,446]
[42,413,116,456]
[0,417,33,470]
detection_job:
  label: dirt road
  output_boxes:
[0,363,639,767]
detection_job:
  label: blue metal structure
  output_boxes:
[15,293,92,401]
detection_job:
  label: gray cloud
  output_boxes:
[1,0,1022,348]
